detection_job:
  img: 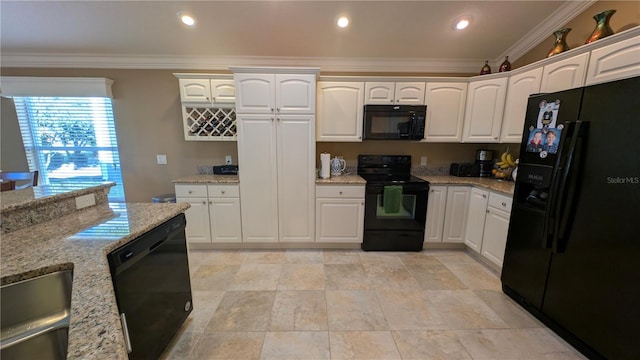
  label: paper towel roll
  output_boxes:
[320,153,331,179]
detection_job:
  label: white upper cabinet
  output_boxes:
[316,81,364,142]
[501,67,543,143]
[586,34,640,86]
[178,78,235,105]
[540,53,589,92]
[276,74,316,114]
[462,76,508,143]
[235,73,315,114]
[424,82,467,142]
[234,74,276,113]
[365,82,426,104]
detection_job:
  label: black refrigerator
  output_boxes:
[501,76,640,360]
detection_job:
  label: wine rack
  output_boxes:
[182,106,237,141]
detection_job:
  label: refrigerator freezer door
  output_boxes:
[541,76,640,359]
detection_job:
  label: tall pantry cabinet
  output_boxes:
[232,68,318,243]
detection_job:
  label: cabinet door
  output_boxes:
[177,197,211,243]
[395,82,426,104]
[586,35,640,86]
[276,74,316,114]
[237,114,279,242]
[277,114,315,242]
[316,198,364,242]
[462,77,508,143]
[501,67,543,143]
[424,82,467,142]
[210,79,236,105]
[316,82,364,142]
[178,79,212,104]
[209,198,242,243]
[442,186,470,243]
[541,53,589,93]
[234,73,275,113]
[364,82,395,104]
[424,185,447,243]
[464,188,489,252]
[481,206,511,268]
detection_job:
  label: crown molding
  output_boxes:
[0,53,485,74]
[495,0,596,65]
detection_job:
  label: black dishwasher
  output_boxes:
[108,213,193,360]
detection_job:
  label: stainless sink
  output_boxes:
[1,269,73,360]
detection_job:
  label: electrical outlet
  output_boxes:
[225,155,232,165]
[420,156,428,166]
[75,193,96,210]
[156,154,167,165]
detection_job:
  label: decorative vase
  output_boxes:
[547,28,571,58]
[480,60,491,75]
[585,9,616,44]
[499,56,511,72]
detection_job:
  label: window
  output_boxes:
[13,96,125,201]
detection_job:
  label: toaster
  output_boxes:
[449,163,480,177]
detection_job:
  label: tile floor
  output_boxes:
[161,249,586,360]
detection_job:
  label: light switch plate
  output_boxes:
[75,193,96,210]
[420,156,428,166]
[225,155,232,165]
[157,154,167,165]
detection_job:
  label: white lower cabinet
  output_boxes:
[175,184,242,243]
[425,186,470,243]
[464,187,489,252]
[424,186,447,243]
[463,190,513,268]
[315,185,365,243]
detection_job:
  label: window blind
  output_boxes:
[13,96,125,202]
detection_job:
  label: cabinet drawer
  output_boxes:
[316,185,365,198]
[488,192,513,211]
[207,185,240,198]
[175,184,208,198]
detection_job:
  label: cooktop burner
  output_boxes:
[357,155,428,186]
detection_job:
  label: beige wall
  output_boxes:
[513,1,640,68]
[1,68,237,202]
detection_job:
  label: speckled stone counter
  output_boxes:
[415,175,515,195]
[172,174,239,184]
[1,183,115,233]
[315,174,366,185]
[0,201,190,359]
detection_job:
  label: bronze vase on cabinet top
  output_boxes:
[547,28,571,58]
[585,9,616,44]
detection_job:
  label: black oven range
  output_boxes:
[357,155,429,251]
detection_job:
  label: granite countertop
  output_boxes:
[415,175,515,195]
[1,182,115,212]
[172,174,239,184]
[0,201,190,359]
[315,174,366,185]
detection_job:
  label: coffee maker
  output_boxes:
[476,150,494,177]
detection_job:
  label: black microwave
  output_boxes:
[363,105,426,140]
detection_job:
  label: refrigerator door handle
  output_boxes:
[543,121,582,249]
[553,121,588,253]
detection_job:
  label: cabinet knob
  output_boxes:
[277,117,280,121]
[482,194,487,198]
[486,209,490,213]
[202,201,206,205]
[502,202,507,207]
[494,136,498,140]
[271,117,275,121]
[209,201,213,205]
[361,202,364,206]
[358,136,362,139]
[339,191,343,195]
[271,108,274,112]
[276,107,280,112]
[221,190,225,194]
[188,190,193,194]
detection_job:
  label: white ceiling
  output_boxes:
[0,1,595,73]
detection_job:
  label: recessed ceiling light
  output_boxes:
[453,16,472,30]
[337,16,350,28]
[177,11,196,27]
